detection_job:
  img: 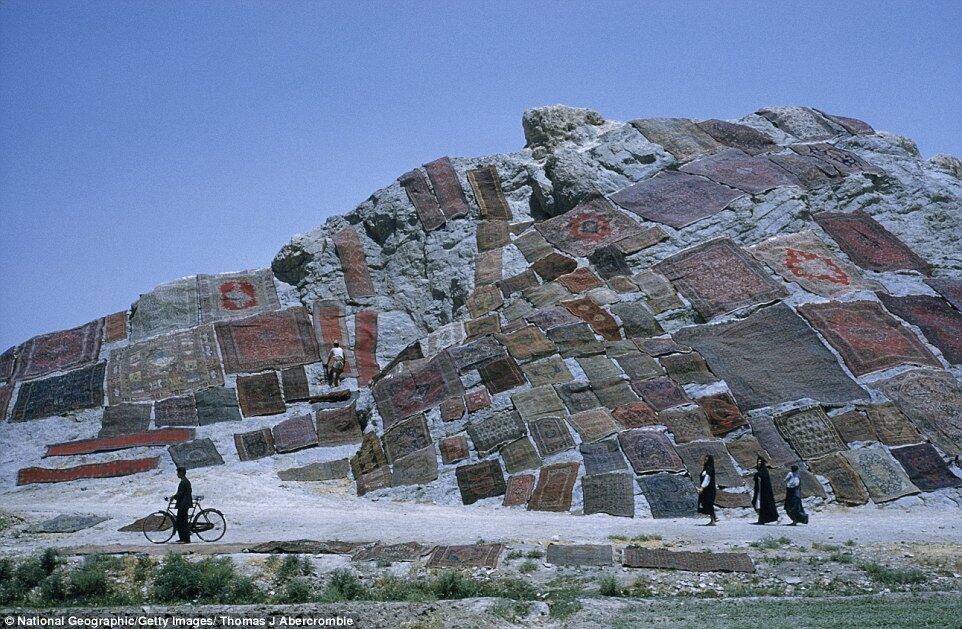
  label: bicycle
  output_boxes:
[142,494,227,544]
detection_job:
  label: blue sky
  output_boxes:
[1,1,960,349]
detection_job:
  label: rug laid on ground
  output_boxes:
[467,165,512,221]
[877,369,962,456]
[697,393,748,436]
[797,300,939,376]
[272,413,318,453]
[679,148,800,193]
[675,440,743,488]
[813,210,932,274]
[383,414,432,464]
[98,403,153,438]
[807,452,869,505]
[169,438,225,469]
[889,443,962,491]
[536,196,645,257]
[618,429,685,474]
[546,544,614,566]
[654,238,787,319]
[10,362,106,422]
[197,269,281,323]
[373,352,464,427]
[637,472,698,518]
[315,403,363,446]
[233,429,276,462]
[609,171,744,229]
[623,548,754,573]
[129,278,200,341]
[773,406,847,460]
[426,544,504,569]
[503,474,536,507]
[529,416,576,457]
[582,472,634,517]
[499,437,541,474]
[423,156,469,219]
[216,307,320,374]
[277,459,349,482]
[528,462,580,512]
[106,326,223,403]
[333,226,376,299]
[17,458,160,486]
[843,446,920,503]
[466,411,526,455]
[580,438,630,475]
[154,395,199,426]
[236,372,286,417]
[46,428,193,457]
[14,319,104,381]
[455,459,506,504]
[391,445,439,486]
[877,293,962,364]
[400,168,445,231]
[675,304,866,410]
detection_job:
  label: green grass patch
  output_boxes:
[153,554,263,604]
[525,549,545,559]
[519,560,538,574]
[608,533,663,543]
[750,535,792,550]
[860,562,929,587]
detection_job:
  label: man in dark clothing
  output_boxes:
[168,467,192,543]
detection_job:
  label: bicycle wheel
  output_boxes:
[192,508,226,542]
[143,511,176,544]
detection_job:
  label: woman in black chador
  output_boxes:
[784,464,810,525]
[697,454,717,526]
[752,457,779,525]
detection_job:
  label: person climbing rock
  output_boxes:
[327,341,346,387]
[166,466,192,543]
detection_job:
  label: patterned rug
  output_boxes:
[467,284,504,317]
[14,318,104,381]
[773,406,847,460]
[525,306,580,332]
[426,543,504,569]
[813,210,932,274]
[798,300,939,376]
[11,362,106,422]
[567,408,621,443]
[514,230,554,263]
[503,474,536,507]
[99,403,152,438]
[659,407,713,444]
[630,118,724,161]
[467,165,512,221]
[790,143,881,175]
[236,372,286,417]
[194,387,242,426]
[623,548,754,573]
[615,353,664,381]
[558,268,604,294]
[465,387,490,413]
[532,252,578,282]
[654,238,787,320]
[611,401,661,429]
[877,369,962,456]
[609,170,744,229]
[587,245,632,279]
[582,472,634,517]
[280,366,311,402]
[696,119,777,155]
[556,381,601,414]
[878,293,962,365]
[675,304,866,410]
[889,443,962,491]
[17,457,160,486]
[455,459,506,505]
[373,351,464,427]
[861,403,922,446]
[500,327,557,362]
[632,272,685,314]
[129,278,200,341]
[466,410,526,455]
[522,355,573,387]
[475,249,503,286]
[233,429,277,462]
[499,437,542,474]
[104,311,128,343]
[529,416,576,457]
[536,196,645,257]
[107,326,223,404]
[353,542,435,563]
[476,220,510,252]
[465,314,501,338]
[197,269,280,323]
[546,544,615,566]
[168,438,225,469]
[925,277,962,311]
[333,226,377,298]
[315,403,363,446]
[272,413,318,453]
[843,446,920,503]
[638,472,699,518]
[679,148,800,193]
[630,377,690,411]
[391,446,439,486]
[750,230,882,297]
[546,323,605,357]
[748,416,799,468]
[660,351,715,385]
[499,269,539,297]
[807,453,869,505]
[580,438,630,476]
[828,409,878,443]
[725,435,771,469]
[354,310,380,386]
[383,414,432,464]
[277,459,349,482]
[439,436,470,465]
[697,393,748,436]
[610,302,663,339]
[217,307,319,374]
[423,157,469,219]
[528,462,580,512]
[618,429,684,474]
[350,432,388,479]
[512,385,566,421]
[154,395,199,427]
[400,168,445,232]
[46,428,193,457]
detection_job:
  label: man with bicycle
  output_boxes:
[167,467,192,544]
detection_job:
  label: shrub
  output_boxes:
[320,569,366,602]
[68,556,112,603]
[274,577,313,604]
[525,550,544,559]
[519,560,537,574]
[276,555,311,581]
[153,554,262,604]
[750,536,791,550]
[490,600,531,622]
[40,548,60,575]
[38,574,67,605]
[861,562,928,586]
[598,576,622,597]
[430,570,479,599]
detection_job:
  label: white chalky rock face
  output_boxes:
[2,105,961,521]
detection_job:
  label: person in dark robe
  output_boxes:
[167,466,193,543]
[696,454,717,526]
[784,464,809,525]
[752,457,779,525]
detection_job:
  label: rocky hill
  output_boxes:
[2,105,961,522]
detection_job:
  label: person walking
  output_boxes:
[167,467,192,543]
[784,464,810,526]
[752,457,779,525]
[326,341,346,387]
[696,454,717,526]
